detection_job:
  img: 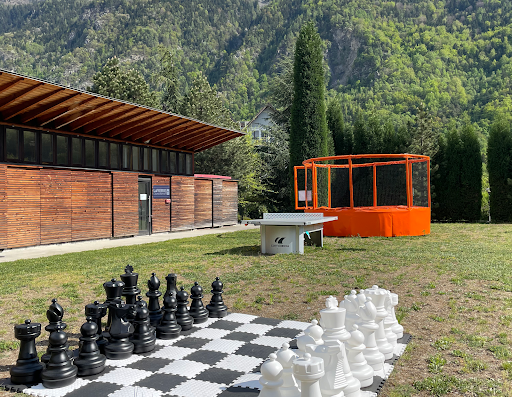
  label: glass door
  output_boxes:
[138,178,151,235]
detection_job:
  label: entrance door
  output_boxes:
[138,178,151,235]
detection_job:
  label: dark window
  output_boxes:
[186,153,193,175]
[143,147,150,171]
[41,133,53,164]
[110,143,119,169]
[56,135,68,165]
[169,151,176,174]
[6,128,19,160]
[72,137,82,165]
[161,151,169,174]
[178,153,186,174]
[85,140,95,167]
[132,146,139,170]
[152,149,158,172]
[23,130,37,162]
[122,145,131,169]
[98,141,108,168]
[0,126,3,162]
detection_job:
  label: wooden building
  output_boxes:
[0,69,242,249]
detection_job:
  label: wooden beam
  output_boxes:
[104,109,156,138]
[179,130,230,150]
[21,93,83,123]
[69,102,123,131]
[130,117,189,142]
[83,106,140,135]
[39,96,97,127]
[116,113,169,140]
[150,120,199,144]
[0,83,44,112]
[0,77,24,94]
[53,99,113,129]
[177,128,220,149]
[2,88,65,121]
[195,133,239,152]
[101,108,153,137]
[159,125,214,146]
[67,100,115,130]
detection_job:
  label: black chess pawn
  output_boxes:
[156,294,182,339]
[104,303,135,360]
[74,317,106,377]
[164,273,178,300]
[206,277,228,318]
[130,300,156,353]
[146,273,163,327]
[175,286,194,331]
[189,282,209,324]
[41,328,78,389]
[103,278,125,332]
[85,301,108,354]
[121,265,141,305]
[10,320,44,386]
[42,298,68,363]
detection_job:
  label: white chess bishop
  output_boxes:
[259,353,284,397]
[364,286,394,360]
[346,325,374,387]
[358,297,385,371]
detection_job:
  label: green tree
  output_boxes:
[156,47,181,113]
[327,99,352,156]
[487,117,512,222]
[289,22,329,205]
[409,104,439,158]
[90,57,157,107]
[459,123,482,221]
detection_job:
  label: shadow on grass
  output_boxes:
[206,245,262,256]
[337,247,367,252]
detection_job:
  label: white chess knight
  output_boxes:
[293,353,324,397]
[297,319,324,355]
[339,290,360,332]
[276,343,300,397]
[385,291,404,339]
[364,286,394,360]
[346,325,374,388]
[383,293,398,348]
[259,353,284,397]
[358,297,385,371]
[320,296,361,397]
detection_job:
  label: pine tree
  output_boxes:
[487,117,512,222]
[289,22,329,204]
[156,48,181,113]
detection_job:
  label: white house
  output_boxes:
[244,104,276,142]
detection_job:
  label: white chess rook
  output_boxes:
[346,325,374,388]
[364,286,394,360]
[358,297,385,371]
[310,339,347,397]
[320,296,361,397]
[276,343,301,397]
[297,320,323,355]
[293,353,324,397]
[259,353,284,397]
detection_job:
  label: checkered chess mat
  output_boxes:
[1,313,411,397]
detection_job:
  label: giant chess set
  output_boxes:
[1,266,410,397]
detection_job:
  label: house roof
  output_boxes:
[0,69,243,152]
[246,104,276,128]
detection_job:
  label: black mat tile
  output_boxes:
[127,357,172,372]
[234,344,277,359]
[222,332,259,342]
[78,366,115,381]
[173,337,210,349]
[180,327,200,337]
[250,317,281,326]
[361,376,385,394]
[397,333,412,344]
[385,354,399,365]
[183,350,228,365]
[218,386,260,396]
[0,378,28,393]
[134,373,188,392]
[264,327,301,339]
[195,368,244,385]
[64,381,122,397]
[209,320,241,331]
[138,344,164,357]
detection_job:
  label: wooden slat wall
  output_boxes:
[194,179,213,229]
[113,172,139,237]
[212,179,223,227]
[222,180,238,226]
[0,165,6,249]
[171,176,195,231]
[40,169,72,245]
[152,176,171,233]
[71,171,112,241]
[6,166,41,248]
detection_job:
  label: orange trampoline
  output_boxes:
[294,154,430,237]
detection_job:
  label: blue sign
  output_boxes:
[153,185,170,199]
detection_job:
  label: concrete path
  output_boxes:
[0,224,258,263]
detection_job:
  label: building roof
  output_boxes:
[0,69,243,152]
[246,104,276,129]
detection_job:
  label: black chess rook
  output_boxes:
[84,301,108,354]
[10,320,44,386]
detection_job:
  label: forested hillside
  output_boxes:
[1,0,512,133]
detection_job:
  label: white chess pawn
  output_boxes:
[320,296,361,397]
[310,339,347,397]
[346,325,374,388]
[297,320,323,354]
[293,353,324,397]
[364,286,394,360]
[383,293,398,348]
[341,290,360,332]
[358,297,385,371]
[276,343,300,397]
[259,353,284,397]
[386,291,404,339]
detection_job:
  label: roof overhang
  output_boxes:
[0,69,244,152]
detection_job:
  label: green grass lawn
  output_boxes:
[1,223,512,396]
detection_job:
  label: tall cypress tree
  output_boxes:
[327,99,352,155]
[487,117,512,222]
[459,123,482,221]
[290,22,329,203]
